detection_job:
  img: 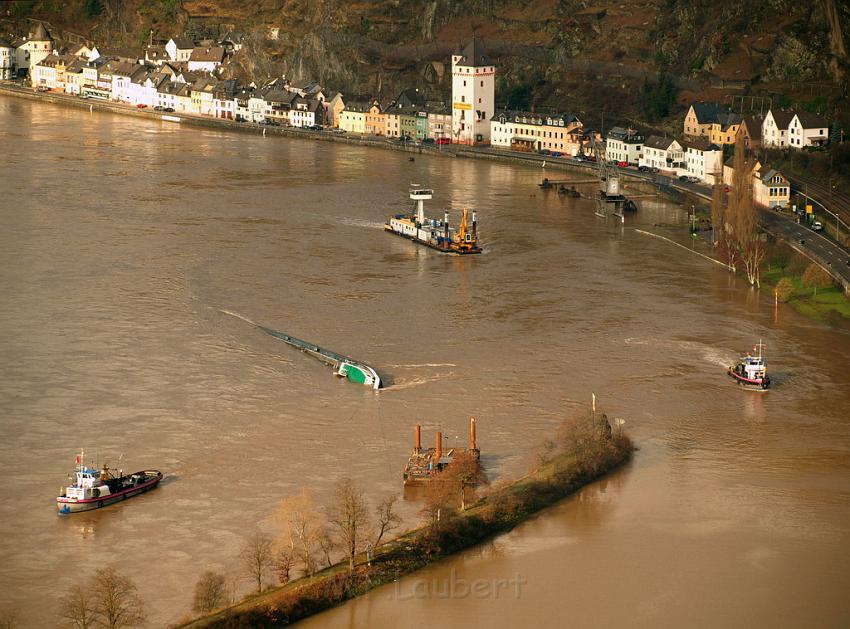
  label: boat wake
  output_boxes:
[382,372,453,392]
[338,217,386,230]
[387,363,457,368]
[219,309,258,327]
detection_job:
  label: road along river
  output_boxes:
[1,96,849,628]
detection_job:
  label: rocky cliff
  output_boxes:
[5,0,849,130]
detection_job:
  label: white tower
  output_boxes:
[451,37,495,146]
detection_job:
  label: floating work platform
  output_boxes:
[259,326,382,389]
[403,418,481,487]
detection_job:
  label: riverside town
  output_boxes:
[2,2,850,628]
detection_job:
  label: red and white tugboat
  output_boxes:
[727,340,771,391]
[57,452,163,514]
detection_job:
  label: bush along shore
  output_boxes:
[179,410,634,628]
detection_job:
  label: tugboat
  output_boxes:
[57,452,163,514]
[727,340,771,391]
[385,186,482,254]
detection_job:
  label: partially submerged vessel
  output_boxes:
[262,327,382,389]
[57,453,162,514]
[385,186,482,254]
[728,340,771,391]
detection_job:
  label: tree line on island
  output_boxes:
[0,408,630,628]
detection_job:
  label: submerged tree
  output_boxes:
[60,585,94,629]
[726,135,764,285]
[441,451,488,511]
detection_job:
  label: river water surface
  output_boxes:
[1,97,848,628]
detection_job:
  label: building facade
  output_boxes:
[451,38,495,145]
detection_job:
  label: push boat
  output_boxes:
[727,340,770,391]
[385,186,481,254]
[57,453,162,514]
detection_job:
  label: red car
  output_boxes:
[436,137,451,145]
[617,161,629,168]
[136,103,147,108]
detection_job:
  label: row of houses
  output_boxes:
[684,101,829,150]
[0,23,242,81]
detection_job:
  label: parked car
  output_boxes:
[538,149,551,155]
[617,161,629,168]
[650,166,660,173]
[422,137,435,144]
[163,107,175,112]
[331,128,347,134]
[154,105,163,111]
[812,221,824,231]
[679,175,690,181]
[307,124,323,131]
[574,154,586,162]
[638,165,650,172]
[37,85,50,92]
[136,103,147,108]
[584,155,597,162]
[436,137,451,145]
[550,151,562,157]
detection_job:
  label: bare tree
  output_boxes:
[240,531,273,594]
[711,175,725,246]
[192,570,227,614]
[316,525,336,569]
[273,547,295,585]
[275,489,322,577]
[327,478,370,572]
[420,476,455,531]
[373,495,400,547]
[89,567,145,629]
[441,452,487,511]
[60,585,94,629]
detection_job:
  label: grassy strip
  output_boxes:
[178,428,633,628]
[760,243,850,322]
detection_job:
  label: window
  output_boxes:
[480,81,483,87]
[463,80,466,87]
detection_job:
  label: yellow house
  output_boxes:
[384,109,401,137]
[490,111,583,153]
[684,102,743,145]
[325,92,345,128]
[339,103,367,134]
[190,78,216,116]
[365,100,384,135]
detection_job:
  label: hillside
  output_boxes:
[4,0,849,131]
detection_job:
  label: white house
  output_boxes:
[788,111,829,148]
[606,127,644,164]
[68,43,92,59]
[451,38,495,145]
[219,31,245,53]
[684,139,723,185]
[762,110,795,148]
[188,46,225,73]
[16,22,54,78]
[0,37,16,79]
[165,37,194,62]
[639,136,684,172]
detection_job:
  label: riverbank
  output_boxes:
[178,412,633,629]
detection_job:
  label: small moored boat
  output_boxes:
[57,452,162,514]
[727,340,771,391]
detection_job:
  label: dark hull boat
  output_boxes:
[57,453,162,514]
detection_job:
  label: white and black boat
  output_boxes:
[57,452,162,514]
[727,340,771,391]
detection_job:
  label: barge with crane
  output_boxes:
[385,186,482,254]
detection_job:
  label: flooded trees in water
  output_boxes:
[441,450,488,511]
[192,571,227,614]
[60,567,145,629]
[239,531,273,595]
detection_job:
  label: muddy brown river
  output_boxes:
[1,97,848,628]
